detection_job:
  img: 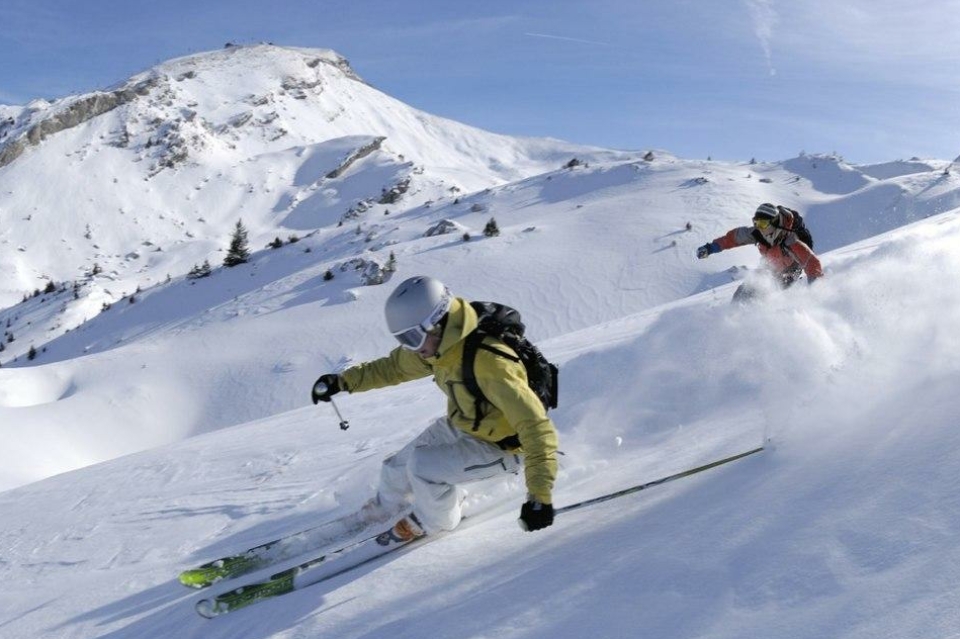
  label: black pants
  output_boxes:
[732,265,803,303]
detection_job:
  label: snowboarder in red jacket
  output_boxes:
[697,203,823,300]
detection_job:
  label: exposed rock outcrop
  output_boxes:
[0,77,158,168]
[325,136,386,179]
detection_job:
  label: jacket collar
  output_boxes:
[436,297,477,356]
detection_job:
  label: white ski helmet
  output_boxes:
[384,276,452,350]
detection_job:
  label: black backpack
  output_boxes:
[461,301,559,431]
[777,205,814,249]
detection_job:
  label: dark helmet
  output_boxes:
[753,202,780,230]
[754,202,779,221]
[753,203,784,242]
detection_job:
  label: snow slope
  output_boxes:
[2,207,960,639]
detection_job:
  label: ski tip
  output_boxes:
[195,598,224,619]
[179,570,215,589]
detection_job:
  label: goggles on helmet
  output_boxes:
[388,286,451,351]
[392,324,431,351]
[753,216,774,230]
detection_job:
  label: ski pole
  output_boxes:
[556,446,763,515]
[313,382,350,430]
[329,397,350,431]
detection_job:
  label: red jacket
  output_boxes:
[713,211,823,280]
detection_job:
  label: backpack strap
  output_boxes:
[751,228,774,248]
[461,332,520,430]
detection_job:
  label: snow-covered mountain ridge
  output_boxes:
[0,44,626,311]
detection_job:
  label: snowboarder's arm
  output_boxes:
[784,237,824,281]
[715,227,756,250]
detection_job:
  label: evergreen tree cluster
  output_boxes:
[188,260,213,279]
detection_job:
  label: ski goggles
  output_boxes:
[392,324,433,351]
[391,293,451,351]
[753,217,774,230]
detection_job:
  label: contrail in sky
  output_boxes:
[744,0,778,76]
[525,32,611,46]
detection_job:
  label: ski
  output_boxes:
[193,446,764,618]
[195,515,428,618]
[555,445,764,515]
[179,510,372,589]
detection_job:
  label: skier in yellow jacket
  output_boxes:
[311,275,558,540]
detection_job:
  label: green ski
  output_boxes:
[196,515,428,618]
[179,511,369,589]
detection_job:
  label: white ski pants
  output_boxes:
[376,417,522,533]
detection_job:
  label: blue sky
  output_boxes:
[2,0,958,164]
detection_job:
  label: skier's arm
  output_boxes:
[339,346,433,393]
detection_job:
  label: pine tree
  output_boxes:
[224,220,251,267]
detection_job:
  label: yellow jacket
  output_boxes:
[339,297,558,504]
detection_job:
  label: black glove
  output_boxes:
[518,499,555,532]
[311,374,341,404]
